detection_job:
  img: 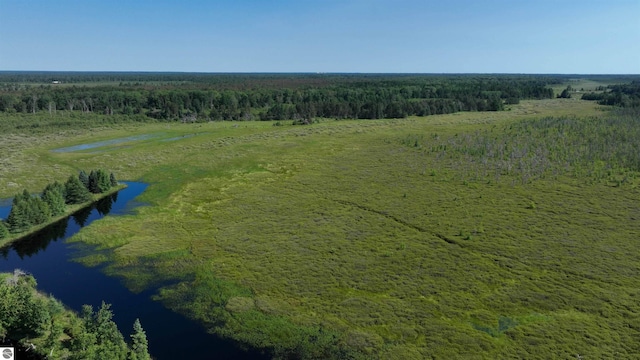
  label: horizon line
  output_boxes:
[1,70,639,76]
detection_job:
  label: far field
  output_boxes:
[1,94,639,358]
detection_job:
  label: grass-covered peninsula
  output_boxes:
[0,170,123,249]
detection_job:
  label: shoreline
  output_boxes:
[0,183,127,249]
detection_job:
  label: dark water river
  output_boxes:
[0,182,267,360]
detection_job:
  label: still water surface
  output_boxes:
[0,182,266,360]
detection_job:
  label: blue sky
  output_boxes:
[0,0,638,73]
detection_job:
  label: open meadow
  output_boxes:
[1,96,639,358]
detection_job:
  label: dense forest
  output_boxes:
[0,73,561,122]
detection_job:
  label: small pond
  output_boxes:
[51,134,160,153]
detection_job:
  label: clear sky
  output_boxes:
[0,0,638,73]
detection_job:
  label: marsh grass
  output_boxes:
[399,112,640,186]
[3,99,639,358]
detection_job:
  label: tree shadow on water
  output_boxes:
[10,217,70,259]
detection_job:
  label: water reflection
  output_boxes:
[96,191,117,215]
[72,204,93,227]
[1,192,118,259]
[5,218,68,259]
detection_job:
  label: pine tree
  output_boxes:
[0,274,50,337]
[0,221,8,239]
[94,302,122,344]
[27,196,51,225]
[6,198,31,233]
[97,169,112,193]
[81,304,95,331]
[94,302,129,359]
[65,175,93,204]
[110,173,118,187]
[79,170,90,189]
[16,189,32,204]
[45,319,64,357]
[128,318,150,360]
[42,181,66,216]
[88,170,99,194]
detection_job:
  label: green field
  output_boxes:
[2,97,639,358]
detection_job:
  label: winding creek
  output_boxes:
[0,182,266,360]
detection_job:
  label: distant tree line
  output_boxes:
[0,170,118,237]
[0,72,570,89]
[0,74,559,121]
[0,269,150,360]
[581,81,640,108]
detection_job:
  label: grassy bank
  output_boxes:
[3,98,639,358]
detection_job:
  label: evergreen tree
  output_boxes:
[0,221,8,239]
[128,318,150,360]
[7,190,51,229]
[88,170,99,194]
[69,316,98,358]
[558,85,572,99]
[45,318,64,357]
[53,180,66,196]
[94,302,129,359]
[16,189,32,204]
[88,170,112,193]
[42,181,66,216]
[79,170,90,189]
[81,304,95,331]
[95,302,120,343]
[65,175,93,204]
[6,198,31,233]
[0,273,50,338]
[97,169,112,193]
[110,172,118,187]
[75,303,129,360]
[27,196,51,225]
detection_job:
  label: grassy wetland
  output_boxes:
[1,74,640,359]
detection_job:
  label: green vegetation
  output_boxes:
[1,74,639,359]
[0,222,8,240]
[128,319,150,360]
[0,270,150,360]
[42,182,67,216]
[0,72,560,124]
[400,110,640,185]
[6,189,51,233]
[581,81,640,107]
[557,85,573,99]
[0,169,120,248]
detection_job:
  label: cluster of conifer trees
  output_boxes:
[0,170,118,237]
[0,270,150,360]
